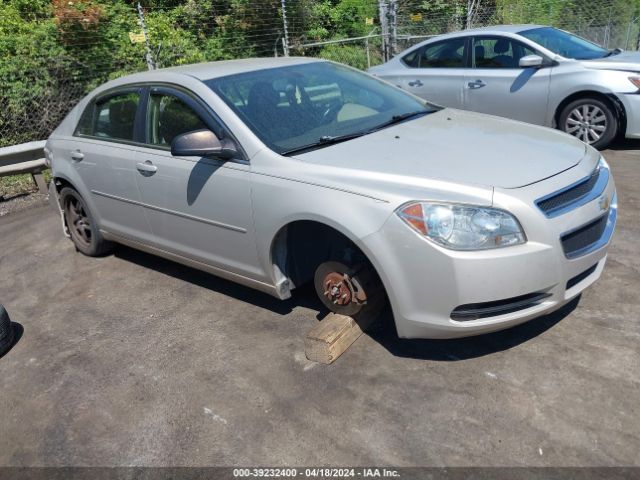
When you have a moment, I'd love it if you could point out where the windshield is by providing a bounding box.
[519,27,609,60]
[205,62,435,155]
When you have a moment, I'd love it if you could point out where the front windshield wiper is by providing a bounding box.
[281,131,370,156]
[369,110,432,131]
[282,109,432,156]
[604,48,623,57]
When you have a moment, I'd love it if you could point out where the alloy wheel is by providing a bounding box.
[65,196,92,248]
[564,104,608,145]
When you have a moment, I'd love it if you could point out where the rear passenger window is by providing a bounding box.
[404,39,467,68]
[146,93,208,147]
[75,92,140,142]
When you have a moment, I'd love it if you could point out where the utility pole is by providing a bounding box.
[280,0,290,57]
[389,0,398,58]
[378,0,389,62]
[137,3,156,70]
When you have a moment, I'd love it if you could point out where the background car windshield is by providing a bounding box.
[519,27,608,60]
[206,62,431,154]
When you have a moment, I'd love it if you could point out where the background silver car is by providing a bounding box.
[370,25,640,150]
[46,58,616,339]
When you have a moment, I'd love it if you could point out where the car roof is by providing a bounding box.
[120,56,323,83]
[465,24,546,34]
[428,24,546,40]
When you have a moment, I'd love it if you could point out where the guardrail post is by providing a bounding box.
[32,173,48,194]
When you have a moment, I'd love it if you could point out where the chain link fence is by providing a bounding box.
[1,0,639,149]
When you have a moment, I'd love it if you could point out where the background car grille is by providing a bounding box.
[537,168,601,216]
[561,215,608,258]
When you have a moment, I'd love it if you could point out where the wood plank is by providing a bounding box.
[305,313,376,365]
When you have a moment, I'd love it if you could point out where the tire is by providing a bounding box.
[0,304,14,355]
[558,97,618,150]
[313,259,385,321]
[60,187,113,257]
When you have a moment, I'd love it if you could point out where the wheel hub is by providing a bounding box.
[322,272,354,306]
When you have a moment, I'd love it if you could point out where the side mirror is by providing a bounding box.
[171,129,237,160]
[519,55,544,68]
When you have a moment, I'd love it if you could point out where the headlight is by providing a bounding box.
[629,76,640,89]
[397,202,526,250]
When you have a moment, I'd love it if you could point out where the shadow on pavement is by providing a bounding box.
[607,138,640,151]
[114,246,325,316]
[369,296,580,361]
[115,245,579,361]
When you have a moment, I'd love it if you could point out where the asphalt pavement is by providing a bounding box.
[0,143,638,466]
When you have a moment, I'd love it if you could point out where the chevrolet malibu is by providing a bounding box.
[46,58,617,339]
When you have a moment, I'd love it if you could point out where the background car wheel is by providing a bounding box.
[60,187,113,257]
[559,97,617,150]
[314,259,385,321]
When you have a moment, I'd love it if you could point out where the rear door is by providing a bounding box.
[70,88,153,243]
[133,86,262,279]
[395,37,469,108]
[463,35,552,125]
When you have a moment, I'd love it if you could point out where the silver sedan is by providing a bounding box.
[46,58,616,339]
[370,25,640,149]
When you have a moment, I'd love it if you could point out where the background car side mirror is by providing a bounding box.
[519,55,544,68]
[171,129,237,160]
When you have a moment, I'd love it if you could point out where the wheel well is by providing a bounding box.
[52,177,76,195]
[555,91,626,134]
[271,220,373,294]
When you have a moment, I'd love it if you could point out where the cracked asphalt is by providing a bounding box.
[0,143,638,466]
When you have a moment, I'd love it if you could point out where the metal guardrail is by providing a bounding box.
[0,141,49,194]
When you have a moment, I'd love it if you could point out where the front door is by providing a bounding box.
[134,87,262,280]
[463,35,552,125]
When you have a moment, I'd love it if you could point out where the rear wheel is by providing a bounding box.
[559,97,617,150]
[314,259,385,320]
[60,187,113,256]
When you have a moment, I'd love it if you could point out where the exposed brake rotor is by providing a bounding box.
[322,271,367,306]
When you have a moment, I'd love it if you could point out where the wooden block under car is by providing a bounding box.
[304,313,375,364]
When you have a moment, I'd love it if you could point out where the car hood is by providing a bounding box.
[294,109,586,189]
[579,51,640,72]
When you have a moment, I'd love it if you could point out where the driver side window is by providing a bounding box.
[473,36,537,69]
[146,92,207,147]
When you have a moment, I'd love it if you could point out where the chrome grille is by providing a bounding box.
[538,169,600,214]
[536,163,608,218]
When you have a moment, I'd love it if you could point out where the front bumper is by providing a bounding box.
[617,93,640,139]
[362,158,617,339]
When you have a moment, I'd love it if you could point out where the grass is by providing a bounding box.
[0,170,52,198]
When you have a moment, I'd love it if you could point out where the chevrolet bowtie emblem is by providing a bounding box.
[599,195,610,212]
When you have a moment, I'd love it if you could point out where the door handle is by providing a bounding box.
[70,150,84,161]
[408,79,423,87]
[136,161,158,175]
[467,79,486,89]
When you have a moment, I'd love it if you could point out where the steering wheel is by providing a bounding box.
[320,103,343,125]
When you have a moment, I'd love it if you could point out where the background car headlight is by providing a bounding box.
[629,76,640,89]
[397,202,526,250]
